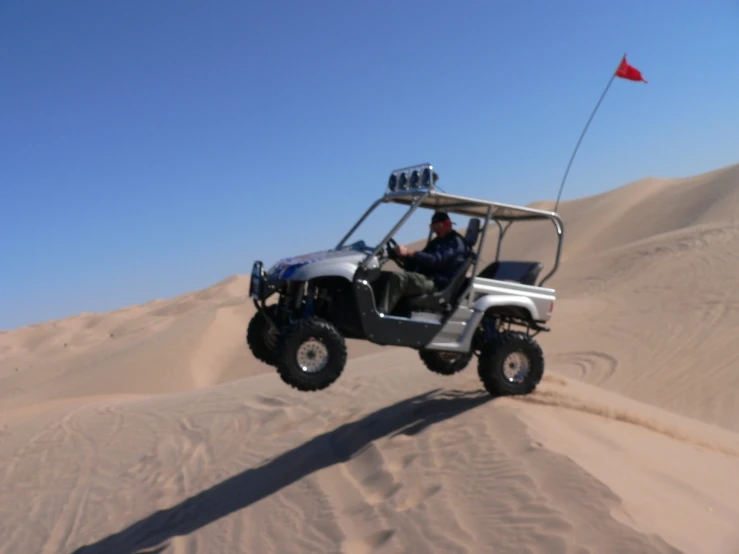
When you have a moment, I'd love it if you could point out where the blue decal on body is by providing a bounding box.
[268,247,364,280]
[281,263,306,279]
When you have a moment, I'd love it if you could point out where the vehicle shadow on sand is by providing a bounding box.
[70,387,494,554]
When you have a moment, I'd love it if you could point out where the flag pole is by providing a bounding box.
[553,55,625,212]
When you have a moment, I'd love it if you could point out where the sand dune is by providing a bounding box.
[493,163,739,434]
[2,162,739,553]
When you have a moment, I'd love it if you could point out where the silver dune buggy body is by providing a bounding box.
[247,164,564,397]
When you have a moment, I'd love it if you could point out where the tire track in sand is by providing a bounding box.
[42,404,102,554]
[514,388,739,457]
[552,351,618,386]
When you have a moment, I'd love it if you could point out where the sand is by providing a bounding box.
[2,162,739,553]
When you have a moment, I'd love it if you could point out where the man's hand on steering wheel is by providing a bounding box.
[386,238,412,268]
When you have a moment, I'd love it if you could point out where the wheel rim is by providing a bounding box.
[503,351,530,383]
[296,338,329,373]
[439,352,461,362]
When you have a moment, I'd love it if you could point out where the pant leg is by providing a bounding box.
[379,271,436,314]
[404,272,437,295]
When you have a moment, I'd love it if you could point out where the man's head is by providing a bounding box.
[430,211,453,237]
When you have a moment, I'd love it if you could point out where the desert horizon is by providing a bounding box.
[3,161,739,553]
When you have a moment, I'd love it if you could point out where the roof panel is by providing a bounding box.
[382,190,558,222]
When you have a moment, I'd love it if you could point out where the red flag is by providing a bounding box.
[615,55,647,83]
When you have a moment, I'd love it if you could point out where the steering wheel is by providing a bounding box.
[385,238,407,268]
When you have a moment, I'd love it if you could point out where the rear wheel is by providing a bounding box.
[246,306,281,366]
[419,349,473,375]
[477,331,544,396]
[276,317,348,391]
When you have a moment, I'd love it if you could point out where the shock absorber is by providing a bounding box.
[303,282,316,318]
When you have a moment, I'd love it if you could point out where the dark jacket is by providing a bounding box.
[406,231,472,288]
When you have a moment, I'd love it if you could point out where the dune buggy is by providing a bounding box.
[246,163,564,397]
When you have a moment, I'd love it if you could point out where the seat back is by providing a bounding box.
[446,226,479,296]
[478,260,543,286]
[464,218,481,248]
[442,255,476,299]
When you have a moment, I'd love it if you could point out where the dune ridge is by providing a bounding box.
[517,388,739,457]
[2,161,739,553]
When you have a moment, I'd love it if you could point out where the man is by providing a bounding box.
[378,211,472,315]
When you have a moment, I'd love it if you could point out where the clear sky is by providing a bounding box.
[2,0,738,330]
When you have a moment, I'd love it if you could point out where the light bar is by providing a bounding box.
[386,163,438,194]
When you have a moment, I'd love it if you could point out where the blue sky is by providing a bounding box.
[2,0,738,330]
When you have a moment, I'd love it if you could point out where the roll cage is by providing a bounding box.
[336,164,565,288]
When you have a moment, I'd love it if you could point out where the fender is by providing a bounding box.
[472,294,541,321]
[290,261,359,282]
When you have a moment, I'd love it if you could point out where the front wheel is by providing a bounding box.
[276,317,348,391]
[246,305,281,366]
[477,331,544,396]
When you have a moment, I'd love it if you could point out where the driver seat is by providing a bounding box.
[464,218,481,248]
[402,218,481,313]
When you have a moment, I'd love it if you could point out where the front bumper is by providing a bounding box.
[249,260,282,301]
[249,261,267,300]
